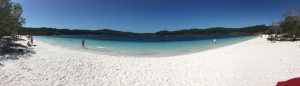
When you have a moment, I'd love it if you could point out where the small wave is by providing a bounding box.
[96,46,106,49]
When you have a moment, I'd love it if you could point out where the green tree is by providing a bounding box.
[0,0,25,37]
[280,16,300,37]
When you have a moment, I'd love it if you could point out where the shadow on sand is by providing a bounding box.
[0,37,35,66]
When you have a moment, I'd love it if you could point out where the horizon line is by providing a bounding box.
[23,24,268,33]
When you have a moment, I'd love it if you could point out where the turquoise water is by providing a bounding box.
[35,35,255,56]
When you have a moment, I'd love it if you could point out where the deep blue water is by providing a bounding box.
[35,35,255,56]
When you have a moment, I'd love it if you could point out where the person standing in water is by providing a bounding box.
[213,38,216,44]
[82,40,85,48]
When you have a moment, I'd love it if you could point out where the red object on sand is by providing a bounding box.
[276,77,300,86]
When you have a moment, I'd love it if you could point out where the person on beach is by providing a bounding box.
[292,34,296,42]
[30,35,33,45]
[26,35,33,47]
[82,40,85,48]
[271,34,276,43]
[27,41,31,47]
[214,38,216,44]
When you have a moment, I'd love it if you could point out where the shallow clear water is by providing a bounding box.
[35,35,255,56]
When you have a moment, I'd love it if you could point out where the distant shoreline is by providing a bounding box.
[19,25,268,36]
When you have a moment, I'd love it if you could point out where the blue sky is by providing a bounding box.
[13,0,300,32]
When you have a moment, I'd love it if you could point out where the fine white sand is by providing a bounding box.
[1,36,300,86]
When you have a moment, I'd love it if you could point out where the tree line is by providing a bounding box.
[154,25,269,36]
[0,0,27,56]
[267,7,300,37]
[19,25,270,36]
[19,27,138,36]
[0,0,25,38]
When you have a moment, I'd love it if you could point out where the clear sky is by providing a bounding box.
[12,0,300,32]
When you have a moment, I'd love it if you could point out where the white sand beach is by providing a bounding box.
[1,36,300,86]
